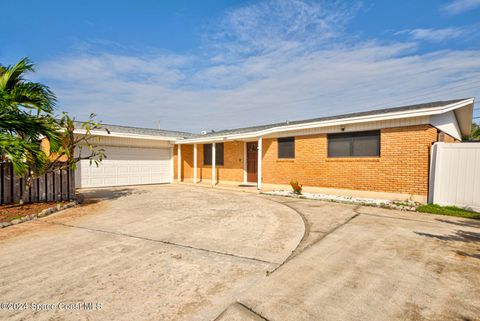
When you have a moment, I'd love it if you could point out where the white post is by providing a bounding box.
[212,143,216,186]
[193,144,197,184]
[177,144,181,183]
[243,141,247,184]
[257,137,262,190]
[170,146,174,183]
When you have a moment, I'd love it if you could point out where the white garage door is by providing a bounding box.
[76,146,172,188]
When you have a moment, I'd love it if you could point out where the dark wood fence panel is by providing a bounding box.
[0,162,75,205]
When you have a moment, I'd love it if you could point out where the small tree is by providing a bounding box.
[470,122,480,140]
[50,112,108,172]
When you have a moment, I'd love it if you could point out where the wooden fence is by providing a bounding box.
[0,162,75,205]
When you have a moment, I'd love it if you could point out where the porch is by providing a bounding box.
[174,138,265,190]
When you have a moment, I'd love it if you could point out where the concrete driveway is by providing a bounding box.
[0,185,303,321]
[0,185,479,321]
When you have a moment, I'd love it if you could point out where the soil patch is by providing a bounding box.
[0,202,62,222]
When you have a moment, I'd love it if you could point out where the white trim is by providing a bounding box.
[73,129,179,141]
[170,146,174,183]
[176,98,474,144]
[177,144,181,183]
[243,141,247,184]
[257,137,262,191]
[212,143,216,186]
[430,111,462,140]
[74,98,474,145]
[193,144,197,184]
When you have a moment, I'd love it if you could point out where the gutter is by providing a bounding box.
[176,98,474,144]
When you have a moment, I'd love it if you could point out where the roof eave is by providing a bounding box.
[176,98,475,144]
[73,129,180,142]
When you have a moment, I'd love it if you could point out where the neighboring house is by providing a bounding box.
[74,98,474,203]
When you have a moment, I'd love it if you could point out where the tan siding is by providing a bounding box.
[75,134,172,148]
[264,116,430,138]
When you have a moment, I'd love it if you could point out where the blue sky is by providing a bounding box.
[1,0,479,132]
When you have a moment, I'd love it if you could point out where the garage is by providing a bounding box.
[73,124,186,189]
[76,146,172,188]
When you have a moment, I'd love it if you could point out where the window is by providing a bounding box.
[278,137,295,159]
[328,130,380,158]
[203,143,224,165]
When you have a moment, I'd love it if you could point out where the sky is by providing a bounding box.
[1,0,479,132]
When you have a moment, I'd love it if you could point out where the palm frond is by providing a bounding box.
[0,57,35,91]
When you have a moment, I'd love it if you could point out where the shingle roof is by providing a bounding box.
[74,121,196,138]
[75,98,472,140]
[197,98,470,137]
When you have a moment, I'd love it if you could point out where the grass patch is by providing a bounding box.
[417,204,480,220]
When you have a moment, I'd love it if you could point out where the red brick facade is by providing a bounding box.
[175,124,446,197]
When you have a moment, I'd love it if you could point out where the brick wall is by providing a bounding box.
[174,141,244,182]
[262,124,438,196]
[175,124,439,197]
[438,131,459,143]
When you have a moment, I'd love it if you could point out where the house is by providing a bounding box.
[74,97,475,203]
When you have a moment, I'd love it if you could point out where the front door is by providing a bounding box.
[247,142,258,182]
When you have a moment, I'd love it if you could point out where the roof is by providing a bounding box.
[73,97,474,142]
[74,121,195,139]
[199,98,469,137]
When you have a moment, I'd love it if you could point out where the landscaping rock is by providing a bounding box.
[265,190,420,211]
[0,201,78,229]
[0,222,11,228]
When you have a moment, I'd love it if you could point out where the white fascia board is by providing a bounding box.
[430,111,462,140]
[176,98,474,144]
[73,129,178,142]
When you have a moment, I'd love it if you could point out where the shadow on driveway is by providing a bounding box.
[435,218,480,228]
[414,230,480,243]
[78,187,151,204]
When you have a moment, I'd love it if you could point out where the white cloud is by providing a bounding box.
[397,27,467,42]
[441,0,480,14]
[36,0,480,133]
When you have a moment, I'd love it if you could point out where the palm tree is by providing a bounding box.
[0,58,63,203]
[0,58,61,175]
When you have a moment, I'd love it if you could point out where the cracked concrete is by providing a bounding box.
[1,185,479,321]
[0,185,303,321]
[231,198,480,321]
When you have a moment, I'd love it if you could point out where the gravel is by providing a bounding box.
[264,190,419,211]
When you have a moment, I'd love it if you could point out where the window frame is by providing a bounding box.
[203,143,224,166]
[277,137,295,159]
[327,130,381,158]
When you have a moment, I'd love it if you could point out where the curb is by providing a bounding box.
[0,200,78,229]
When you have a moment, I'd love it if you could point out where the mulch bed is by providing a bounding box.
[0,202,62,222]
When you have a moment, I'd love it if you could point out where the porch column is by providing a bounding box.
[170,146,174,183]
[177,144,181,183]
[243,141,247,184]
[257,137,262,190]
[212,142,216,186]
[193,144,197,184]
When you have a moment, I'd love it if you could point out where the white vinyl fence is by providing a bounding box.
[429,142,480,211]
